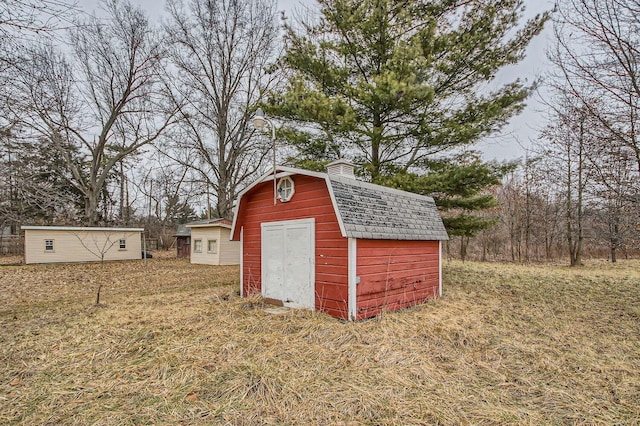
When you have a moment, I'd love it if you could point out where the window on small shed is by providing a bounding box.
[194,239,202,252]
[207,239,218,254]
[44,239,54,252]
[277,176,295,202]
[119,239,127,250]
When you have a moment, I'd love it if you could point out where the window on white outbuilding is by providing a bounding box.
[44,239,54,252]
[276,176,295,202]
[194,239,202,252]
[119,239,127,250]
[207,239,218,254]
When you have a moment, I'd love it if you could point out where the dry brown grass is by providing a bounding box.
[1,255,639,425]
[0,255,23,266]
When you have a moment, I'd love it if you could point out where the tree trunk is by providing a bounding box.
[460,236,469,262]
[371,112,382,179]
[610,221,619,263]
[567,153,576,266]
[216,185,233,220]
[481,231,487,262]
[574,119,585,267]
[85,189,100,226]
[119,161,125,223]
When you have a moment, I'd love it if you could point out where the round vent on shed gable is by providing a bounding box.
[277,176,295,202]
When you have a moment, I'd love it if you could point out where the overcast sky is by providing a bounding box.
[77,0,557,163]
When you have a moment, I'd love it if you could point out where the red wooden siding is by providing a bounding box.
[356,240,440,320]
[234,175,349,319]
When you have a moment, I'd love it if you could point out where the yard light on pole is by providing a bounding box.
[253,108,277,205]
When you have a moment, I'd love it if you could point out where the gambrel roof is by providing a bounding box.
[231,166,449,241]
[328,174,449,241]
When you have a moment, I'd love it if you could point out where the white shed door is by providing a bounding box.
[261,219,315,309]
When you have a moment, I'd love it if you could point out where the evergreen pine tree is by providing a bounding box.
[266,0,548,238]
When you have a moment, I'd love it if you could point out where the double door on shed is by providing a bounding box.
[261,218,315,309]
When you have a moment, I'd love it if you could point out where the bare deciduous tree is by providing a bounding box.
[162,0,279,219]
[1,0,79,121]
[1,2,80,229]
[588,143,639,262]
[0,0,77,37]
[72,229,140,304]
[9,0,177,225]
[552,0,640,174]
[132,153,200,247]
[539,100,596,266]
[546,0,640,263]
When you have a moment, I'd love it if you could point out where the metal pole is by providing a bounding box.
[252,109,277,205]
[206,182,211,219]
[271,121,276,205]
[143,230,147,266]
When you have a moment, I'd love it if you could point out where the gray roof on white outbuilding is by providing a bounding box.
[231,165,449,241]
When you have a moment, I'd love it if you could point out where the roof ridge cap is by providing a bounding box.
[328,174,435,203]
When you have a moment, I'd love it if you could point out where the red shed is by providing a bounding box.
[230,160,449,321]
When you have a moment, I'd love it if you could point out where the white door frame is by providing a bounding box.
[260,218,316,309]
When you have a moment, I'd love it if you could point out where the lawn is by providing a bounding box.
[1,255,639,425]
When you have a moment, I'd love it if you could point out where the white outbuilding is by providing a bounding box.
[185,219,240,266]
[21,226,144,264]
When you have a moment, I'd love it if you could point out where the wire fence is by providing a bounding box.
[0,235,23,255]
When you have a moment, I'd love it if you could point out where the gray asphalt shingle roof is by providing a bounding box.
[173,224,191,237]
[329,175,449,241]
[185,218,232,229]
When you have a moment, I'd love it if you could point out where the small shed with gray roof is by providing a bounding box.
[230,160,449,321]
[173,224,191,258]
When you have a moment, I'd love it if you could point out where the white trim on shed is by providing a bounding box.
[22,226,144,232]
